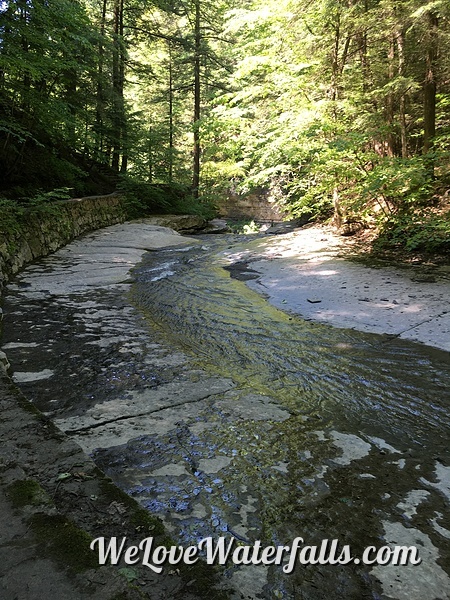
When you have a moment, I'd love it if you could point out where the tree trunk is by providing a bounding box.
[119,0,127,174]
[333,185,343,228]
[95,0,108,160]
[148,126,153,183]
[168,44,174,183]
[358,0,369,92]
[120,139,128,173]
[192,0,201,199]
[423,10,438,155]
[111,0,125,172]
[20,5,30,112]
[64,68,77,147]
[329,16,340,111]
[396,27,407,158]
[329,10,349,226]
[386,36,395,157]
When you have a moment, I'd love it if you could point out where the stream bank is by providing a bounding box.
[1,221,450,600]
[223,224,450,352]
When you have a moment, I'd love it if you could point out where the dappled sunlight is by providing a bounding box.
[222,226,450,350]
[1,0,449,595]
[3,228,450,600]
[401,304,427,314]
[370,301,424,313]
[112,256,134,264]
[300,268,339,276]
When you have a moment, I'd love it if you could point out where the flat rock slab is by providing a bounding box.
[0,221,231,600]
[3,222,450,600]
[223,226,450,352]
[0,375,205,600]
[6,222,199,294]
[55,377,235,453]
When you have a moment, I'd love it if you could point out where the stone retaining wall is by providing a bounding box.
[0,193,126,293]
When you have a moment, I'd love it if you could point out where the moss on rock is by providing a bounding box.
[7,479,52,508]
[29,513,99,572]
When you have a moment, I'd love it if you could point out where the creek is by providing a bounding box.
[2,232,450,600]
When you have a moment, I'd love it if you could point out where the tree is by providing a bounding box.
[1,0,449,246]
[422,5,439,155]
[0,0,101,190]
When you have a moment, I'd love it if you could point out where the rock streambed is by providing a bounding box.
[1,223,450,600]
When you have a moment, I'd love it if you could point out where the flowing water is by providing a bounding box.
[132,241,450,449]
[2,233,450,599]
[100,238,450,599]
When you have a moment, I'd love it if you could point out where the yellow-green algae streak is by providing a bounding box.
[130,241,448,436]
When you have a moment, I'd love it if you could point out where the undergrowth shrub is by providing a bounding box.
[117,176,217,220]
[375,209,450,253]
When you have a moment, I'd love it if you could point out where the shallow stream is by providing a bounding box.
[2,233,450,599]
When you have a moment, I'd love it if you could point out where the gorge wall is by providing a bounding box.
[219,188,288,222]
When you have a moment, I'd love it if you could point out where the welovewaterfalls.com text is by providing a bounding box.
[90,536,421,573]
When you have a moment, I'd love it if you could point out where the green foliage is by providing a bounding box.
[0,0,99,191]
[1,0,450,256]
[0,197,25,236]
[22,188,72,207]
[338,154,436,227]
[174,194,218,220]
[117,176,216,219]
[0,188,72,240]
[227,219,261,234]
[197,0,450,253]
[376,209,450,253]
[117,178,169,218]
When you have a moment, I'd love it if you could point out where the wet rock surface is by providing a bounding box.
[0,193,127,293]
[1,223,450,600]
[0,374,217,600]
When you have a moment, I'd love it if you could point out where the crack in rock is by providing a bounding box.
[55,377,235,434]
